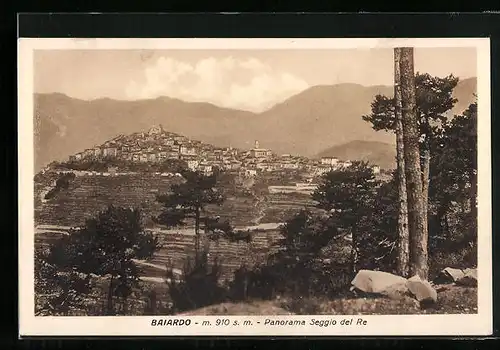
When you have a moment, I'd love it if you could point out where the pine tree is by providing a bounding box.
[155,169,234,259]
[48,205,160,315]
[394,47,410,277]
[312,161,379,276]
[399,47,429,280]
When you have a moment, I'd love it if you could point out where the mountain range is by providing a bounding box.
[34,77,477,172]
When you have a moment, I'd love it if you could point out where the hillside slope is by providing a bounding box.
[255,83,396,157]
[316,140,397,170]
[34,94,258,171]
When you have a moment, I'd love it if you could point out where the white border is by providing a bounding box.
[18,38,492,337]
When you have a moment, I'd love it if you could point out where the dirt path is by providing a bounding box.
[132,259,182,275]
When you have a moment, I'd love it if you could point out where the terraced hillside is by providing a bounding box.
[260,192,318,223]
[145,228,283,281]
[34,170,321,281]
[34,171,317,227]
[36,227,284,282]
[34,172,183,226]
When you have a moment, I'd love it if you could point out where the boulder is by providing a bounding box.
[351,270,409,299]
[439,267,466,283]
[456,268,478,287]
[406,275,437,304]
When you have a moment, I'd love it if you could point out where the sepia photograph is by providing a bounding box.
[18,38,492,336]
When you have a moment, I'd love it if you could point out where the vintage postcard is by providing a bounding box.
[18,38,492,336]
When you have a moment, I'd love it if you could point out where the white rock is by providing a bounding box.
[351,270,408,298]
[440,267,465,282]
[406,275,438,303]
[456,268,478,287]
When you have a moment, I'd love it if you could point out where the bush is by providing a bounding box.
[142,288,173,315]
[429,243,477,280]
[44,172,76,199]
[228,263,280,301]
[280,297,322,315]
[35,247,92,315]
[166,252,228,313]
[228,258,353,303]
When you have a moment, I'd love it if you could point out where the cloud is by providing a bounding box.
[125,56,309,112]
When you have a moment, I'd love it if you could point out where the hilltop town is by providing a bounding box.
[57,125,381,181]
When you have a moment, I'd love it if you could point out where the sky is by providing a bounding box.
[34,48,477,113]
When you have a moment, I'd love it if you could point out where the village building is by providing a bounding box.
[83,149,94,158]
[132,154,141,162]
[148,125,164,136]
[103,146,118,158]
[164,139,175,146]
[147,153,157,162]
[158,151,168,160]
[229,161,242,170]
[167,151,179,159]
[250,140,272,158]
[282,161,299,170]
[198,163,213,175]
[244,168,257,177]
[186,160,199,171]
[179,145,197,156]
[320,156,339,166]
[121,153,132,161]
[312,166,332,177]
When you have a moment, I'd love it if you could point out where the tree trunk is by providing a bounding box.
[351,229,359,277]
[106,275,115,316]
[399,47,429,280]
[437,202,449,240]
[201,219,210,253]
[421,136,430,232]
[194,208,200,259]
[394,47,410,277]
[468,166,478,242]
[471,168,477,219]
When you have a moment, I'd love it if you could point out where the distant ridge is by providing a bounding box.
[315,140,397,170]
[34,78,476,172]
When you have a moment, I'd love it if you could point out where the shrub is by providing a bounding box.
[35,247,92,315]
[280,297,322,315]
[228,263,280,301]
[429,242,477,280]
[166,252,228,313]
